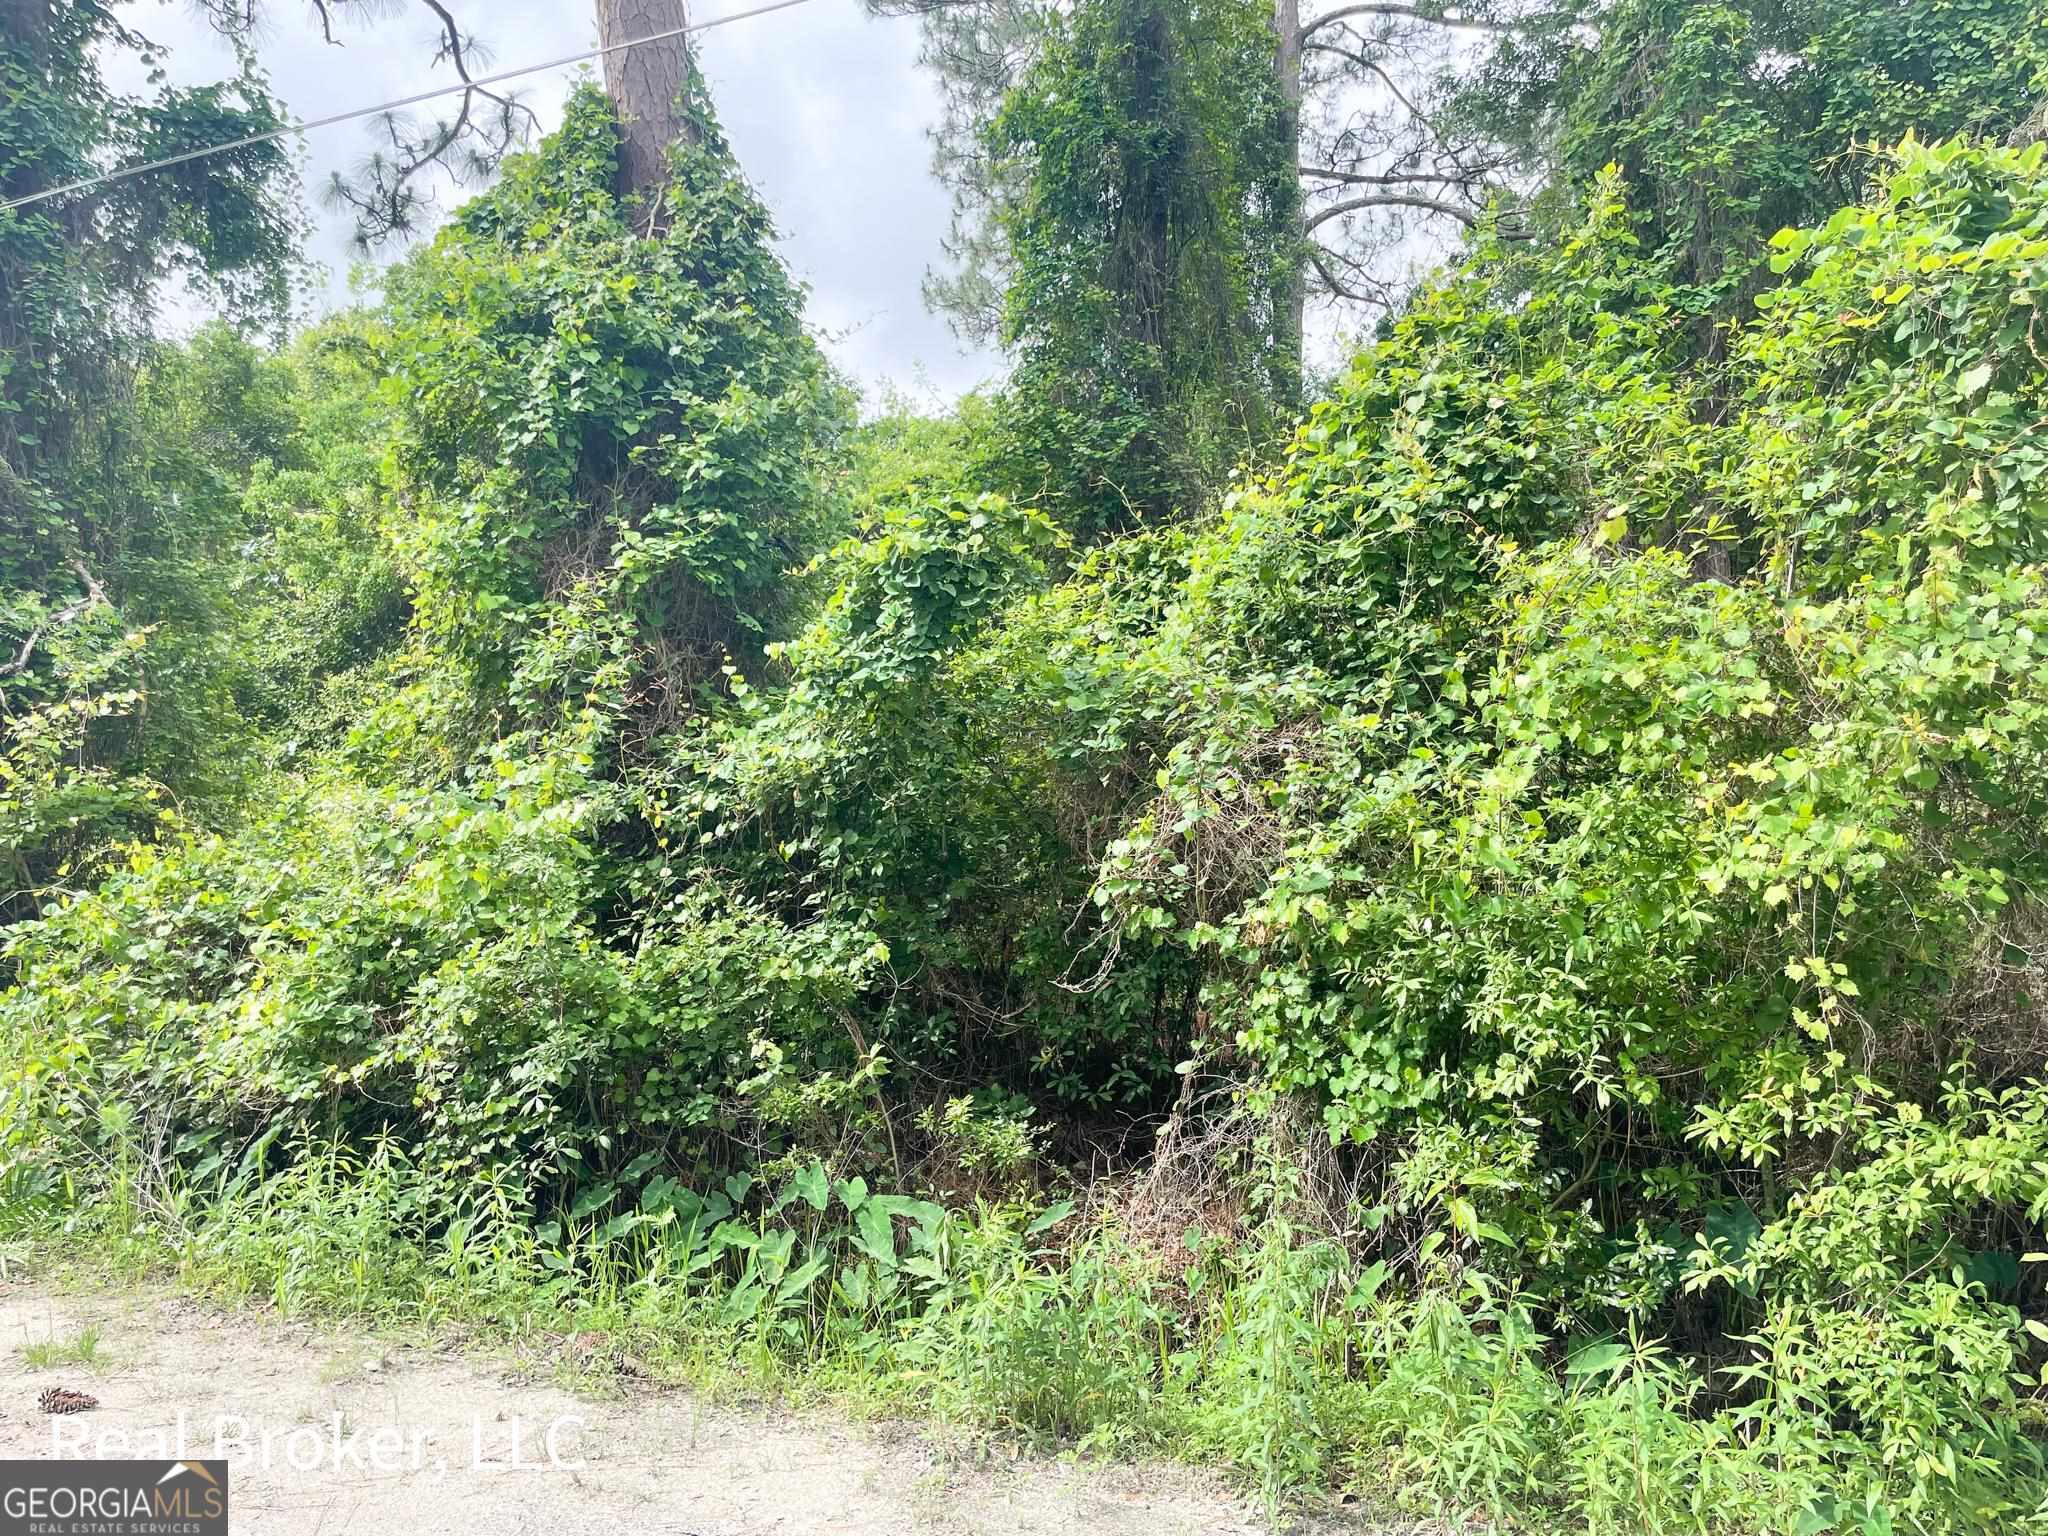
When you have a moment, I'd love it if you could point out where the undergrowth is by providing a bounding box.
[7,1130,2039,1534]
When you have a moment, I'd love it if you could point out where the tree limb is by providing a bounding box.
[1306,190,1485,231]
[1297,3,1524,44]
[1307,244,1383,306]
[419,0,541,138]
[0,562,112,685]
[1304,38,1433,125]
[194,0,540,247]
[68,559,108,608]
[1301,163,1481,188]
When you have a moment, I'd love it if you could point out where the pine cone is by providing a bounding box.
[37,1387,97,1415]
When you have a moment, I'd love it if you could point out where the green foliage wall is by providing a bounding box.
[1464,0,2048,343]
[7,17,2048,1525]
[0,2,296,914]
[1066,140,2048,1508]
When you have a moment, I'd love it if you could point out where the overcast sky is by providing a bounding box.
[110,0,1002,403]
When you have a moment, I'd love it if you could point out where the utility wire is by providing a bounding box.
[0,0,819,214]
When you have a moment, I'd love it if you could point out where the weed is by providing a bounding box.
[22,1325,103,1372]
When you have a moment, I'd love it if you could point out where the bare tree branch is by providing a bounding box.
[1306,190,1485,230]
[192,0,541,248]
[1304,38,1433,132]
[1308,243,1384,306]
[1301,163,1481,188]
[1297,3,1523,44]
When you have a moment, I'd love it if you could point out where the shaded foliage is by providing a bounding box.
[0,2,297,916]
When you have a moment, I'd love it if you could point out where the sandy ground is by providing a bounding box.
[0,1275,1372,1535]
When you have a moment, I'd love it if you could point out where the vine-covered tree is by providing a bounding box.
[377,76,846,754]
[878,0,1549,357]
[0,0,709,915]
[970,0,1300,534]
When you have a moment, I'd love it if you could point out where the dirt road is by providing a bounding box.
[0,1277,1331,1535]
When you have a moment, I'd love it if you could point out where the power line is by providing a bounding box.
[0,0,820,215]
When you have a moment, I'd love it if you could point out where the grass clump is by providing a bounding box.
[20,1325,103,1372]
[9,1125,2041,1534]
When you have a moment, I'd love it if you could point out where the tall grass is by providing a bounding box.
[3,1137,2038,1536]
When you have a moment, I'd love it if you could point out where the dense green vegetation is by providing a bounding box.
[0,0,297,917]
[1464,0,2048,347]
[6,1,2048,1531]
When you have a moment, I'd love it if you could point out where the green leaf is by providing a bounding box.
[1565,1341,1630,1378]
[776,1255,829,1302]
[853,1202,898,1266]
[1025,1198,1075,1237]
[1349,1260,1389,1308]
[791,1159,829,1212]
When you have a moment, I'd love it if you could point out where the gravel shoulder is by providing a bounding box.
[0,1273,1362,1536]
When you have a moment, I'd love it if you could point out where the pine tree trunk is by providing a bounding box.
[595,0,697,206]
[1272,0,1305,398]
